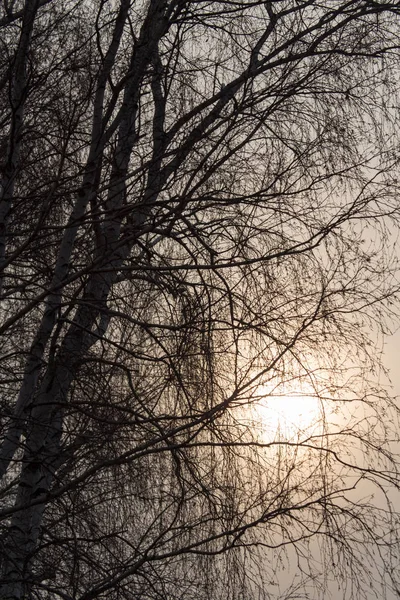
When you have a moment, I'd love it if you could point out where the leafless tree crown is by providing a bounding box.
[1,1,400,599]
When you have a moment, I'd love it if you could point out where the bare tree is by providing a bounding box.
[1,0,400,598]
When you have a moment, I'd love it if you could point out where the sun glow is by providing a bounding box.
[252,384,323,441]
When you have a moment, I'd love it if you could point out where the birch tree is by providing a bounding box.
[1,0,400,599]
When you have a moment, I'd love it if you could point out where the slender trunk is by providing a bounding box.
[0,0,39,296]
[0,0,133,478]
[0,2,172,595]
[0,166,96,479]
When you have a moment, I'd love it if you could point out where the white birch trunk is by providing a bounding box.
[0,0,132,479]
[0,1,171,596]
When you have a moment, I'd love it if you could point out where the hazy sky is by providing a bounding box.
[334,329,400,600]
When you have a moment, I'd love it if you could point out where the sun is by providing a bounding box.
[251,384,322,441]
